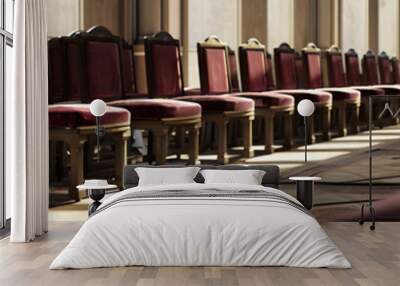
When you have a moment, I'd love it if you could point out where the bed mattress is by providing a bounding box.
[50,183,350,269]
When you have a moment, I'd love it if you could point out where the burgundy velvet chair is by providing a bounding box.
[302,43,361,136]
[48,35,131,200]
[362,50,400,123]
[274,42,332,142]
[144,33,254,163]
[392,57,400,84]
[378,52,394,85]
[362,50,400,93]
[78,27,202,165]
[237,38,297,152]
[326,45,385,125]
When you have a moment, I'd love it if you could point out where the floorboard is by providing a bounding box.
[0,221,399,286]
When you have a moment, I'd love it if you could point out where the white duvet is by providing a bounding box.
[50,183,351,269]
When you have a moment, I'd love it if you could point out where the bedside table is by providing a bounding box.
[77,182,117,215]
[289,177,321,210]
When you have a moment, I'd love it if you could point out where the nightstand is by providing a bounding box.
[77,181,117,215]
[289,176,321,210]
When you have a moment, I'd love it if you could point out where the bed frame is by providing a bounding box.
[123,164,280,189]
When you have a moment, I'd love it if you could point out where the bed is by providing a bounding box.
[50,164,350,269]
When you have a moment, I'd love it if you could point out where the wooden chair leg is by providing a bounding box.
[352,103,360,134]
[153,128,168,165]
[263,112,274,154]
[67,135,87,201]
[283,111,293,150]
[188,124,200,165]
[321,106,331,141]
[175,126,185,160]
[241,115,254,158]
[337,103,347,137]
[112,130,130,189]
[216,118,229,164]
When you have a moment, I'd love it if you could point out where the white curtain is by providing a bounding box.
[8,0,49,242]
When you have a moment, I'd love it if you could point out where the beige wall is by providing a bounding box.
[47,0,82,37]
[341,0,369,55]
[294,0,317,50]
[185,0,240,87]
[82,0,121,36]
[267,0,294,51]
[47,0,400,88]
[241,0,267,44]
[377,0,399,57]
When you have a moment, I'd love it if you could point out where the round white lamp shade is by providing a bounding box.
[297,99,315,117]
[90,99,107,117]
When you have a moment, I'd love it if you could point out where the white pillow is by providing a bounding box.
[200,169,266,185]
[135,167,201,186]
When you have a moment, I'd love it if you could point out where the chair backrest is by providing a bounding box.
[82,26,124,102]
[326,45,347,87]
[302,43,323,89]
[378,51,394,85]
[144,31,185,98]
[392,57,400,84]
[228,47,240,92]
[239,38,269,92]
[48,38,67,103]
[362,50,380,85]
[274,42,298,89]
[197,36,231,95]
[48,26,137,104]
[62,33,87,102]
[344,48,362,86]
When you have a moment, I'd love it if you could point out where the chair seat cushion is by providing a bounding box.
[318,88,360,101]
[231,92,294,109]
[175,94,254,113]
[109,99,201,120]
[273,89,332,104]
[349,86,385,97]
[372,85,400,95]
[49,104,130,129]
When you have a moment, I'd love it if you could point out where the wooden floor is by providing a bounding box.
[1,221,399,286]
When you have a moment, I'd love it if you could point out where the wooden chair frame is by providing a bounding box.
[80,28,201,165]
[196,36,254,163]
[49,122,130,201]
[238,38,293,153]
[303,43,360,136]
[273,42,332,143]
[139,31,201,164]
